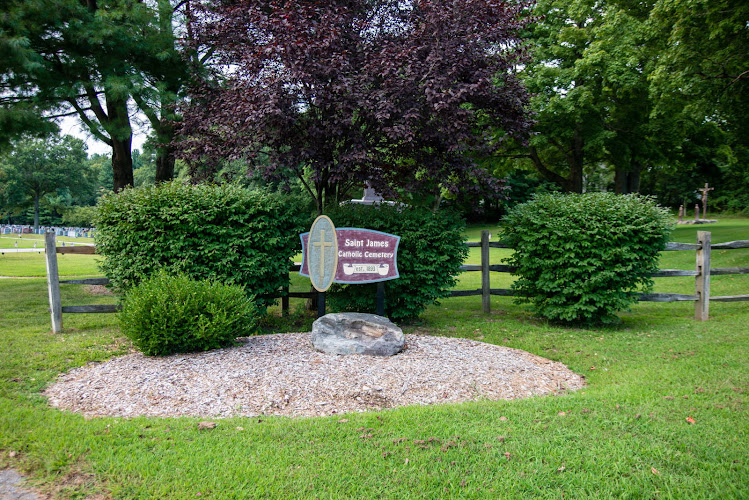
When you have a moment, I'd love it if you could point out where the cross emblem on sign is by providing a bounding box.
[306,215,338,292]
[312,229,334,282]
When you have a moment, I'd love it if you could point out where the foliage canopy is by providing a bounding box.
[0,0,190,189]
[177,0,533,213]
[0,135,93,227]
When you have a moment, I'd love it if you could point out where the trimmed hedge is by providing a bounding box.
[502,192,672,324]
[119,272,259,356]
[325,204,468,322]
[95,182,308,308]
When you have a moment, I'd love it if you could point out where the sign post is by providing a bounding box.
[301,216,400,317]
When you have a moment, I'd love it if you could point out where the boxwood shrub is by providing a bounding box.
[502,192,672,325]
[95,182,308,308]
[325,204,468,322]
[119,272,260,356]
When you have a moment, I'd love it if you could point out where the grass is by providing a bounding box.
[0,218,747,498]
[0,233,95,249]
[0,233,100,278]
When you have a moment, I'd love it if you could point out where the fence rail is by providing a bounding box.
[452,230,749,320]
[44,232,120,333]
[45,229,749,332]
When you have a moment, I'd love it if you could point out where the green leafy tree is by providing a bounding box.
[515,0,748,210]
[519,0,662,193]
[0,0,191,189]
[520,0,609,192]
[645,0,749,211]
[87,153,114,193]
[128,0,193,182]
[650,0,748,148]
[62,205,98,227]
[0,135,93,229]
[132,148,157,188]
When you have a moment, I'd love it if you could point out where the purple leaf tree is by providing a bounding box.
[177,0,533,213]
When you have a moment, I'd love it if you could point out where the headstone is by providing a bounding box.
[349,181,397,206]
[311,312,405,356]
[360,182,385,205]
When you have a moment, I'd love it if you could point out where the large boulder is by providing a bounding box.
[311,313,405,356]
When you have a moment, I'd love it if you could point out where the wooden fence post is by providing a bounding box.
[281,286,289,316]
[695,231,711,321]
[481,230,490,314]
[44,231,62,333]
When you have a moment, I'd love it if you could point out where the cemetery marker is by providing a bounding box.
[300,216,400,317]
[698,182,714,219]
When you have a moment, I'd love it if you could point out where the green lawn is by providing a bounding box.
[0,233,99,278]
[0,219,747,498]
[0,233,95,249]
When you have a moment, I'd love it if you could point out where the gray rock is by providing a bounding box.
[0,469,43,500]
[311,313,404,356]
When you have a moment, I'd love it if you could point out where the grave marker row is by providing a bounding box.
[0,225,94,237]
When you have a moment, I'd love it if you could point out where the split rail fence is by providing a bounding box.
[44,232,117,333]
[454,230,749,321]
[45,230,749,332]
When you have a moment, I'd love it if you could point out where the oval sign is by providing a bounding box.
[306,215,338,292]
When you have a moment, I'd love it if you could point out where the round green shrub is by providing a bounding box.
[119,272,260,356]
[95,182,307,308]
[502,192,672,325]
[325,204,468,323]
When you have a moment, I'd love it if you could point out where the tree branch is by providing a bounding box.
[729,69,749,86]
[46,109,91,119]
[131,91,162,129]
[294,167,317,205]
[529,146,568,187]
[67,98,112,146]
[82,84,111,127]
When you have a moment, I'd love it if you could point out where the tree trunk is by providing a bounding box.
[529,146,567,190]
[33,194,40,231]
[614,162,641,194]
[529,144,584,194]
[103,92,134,192]
[111,137,134,192]
[568,131,584,193]
[154,143,175,183]
[155,0,177,185]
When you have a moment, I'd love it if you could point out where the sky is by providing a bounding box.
[58,115,148,157]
